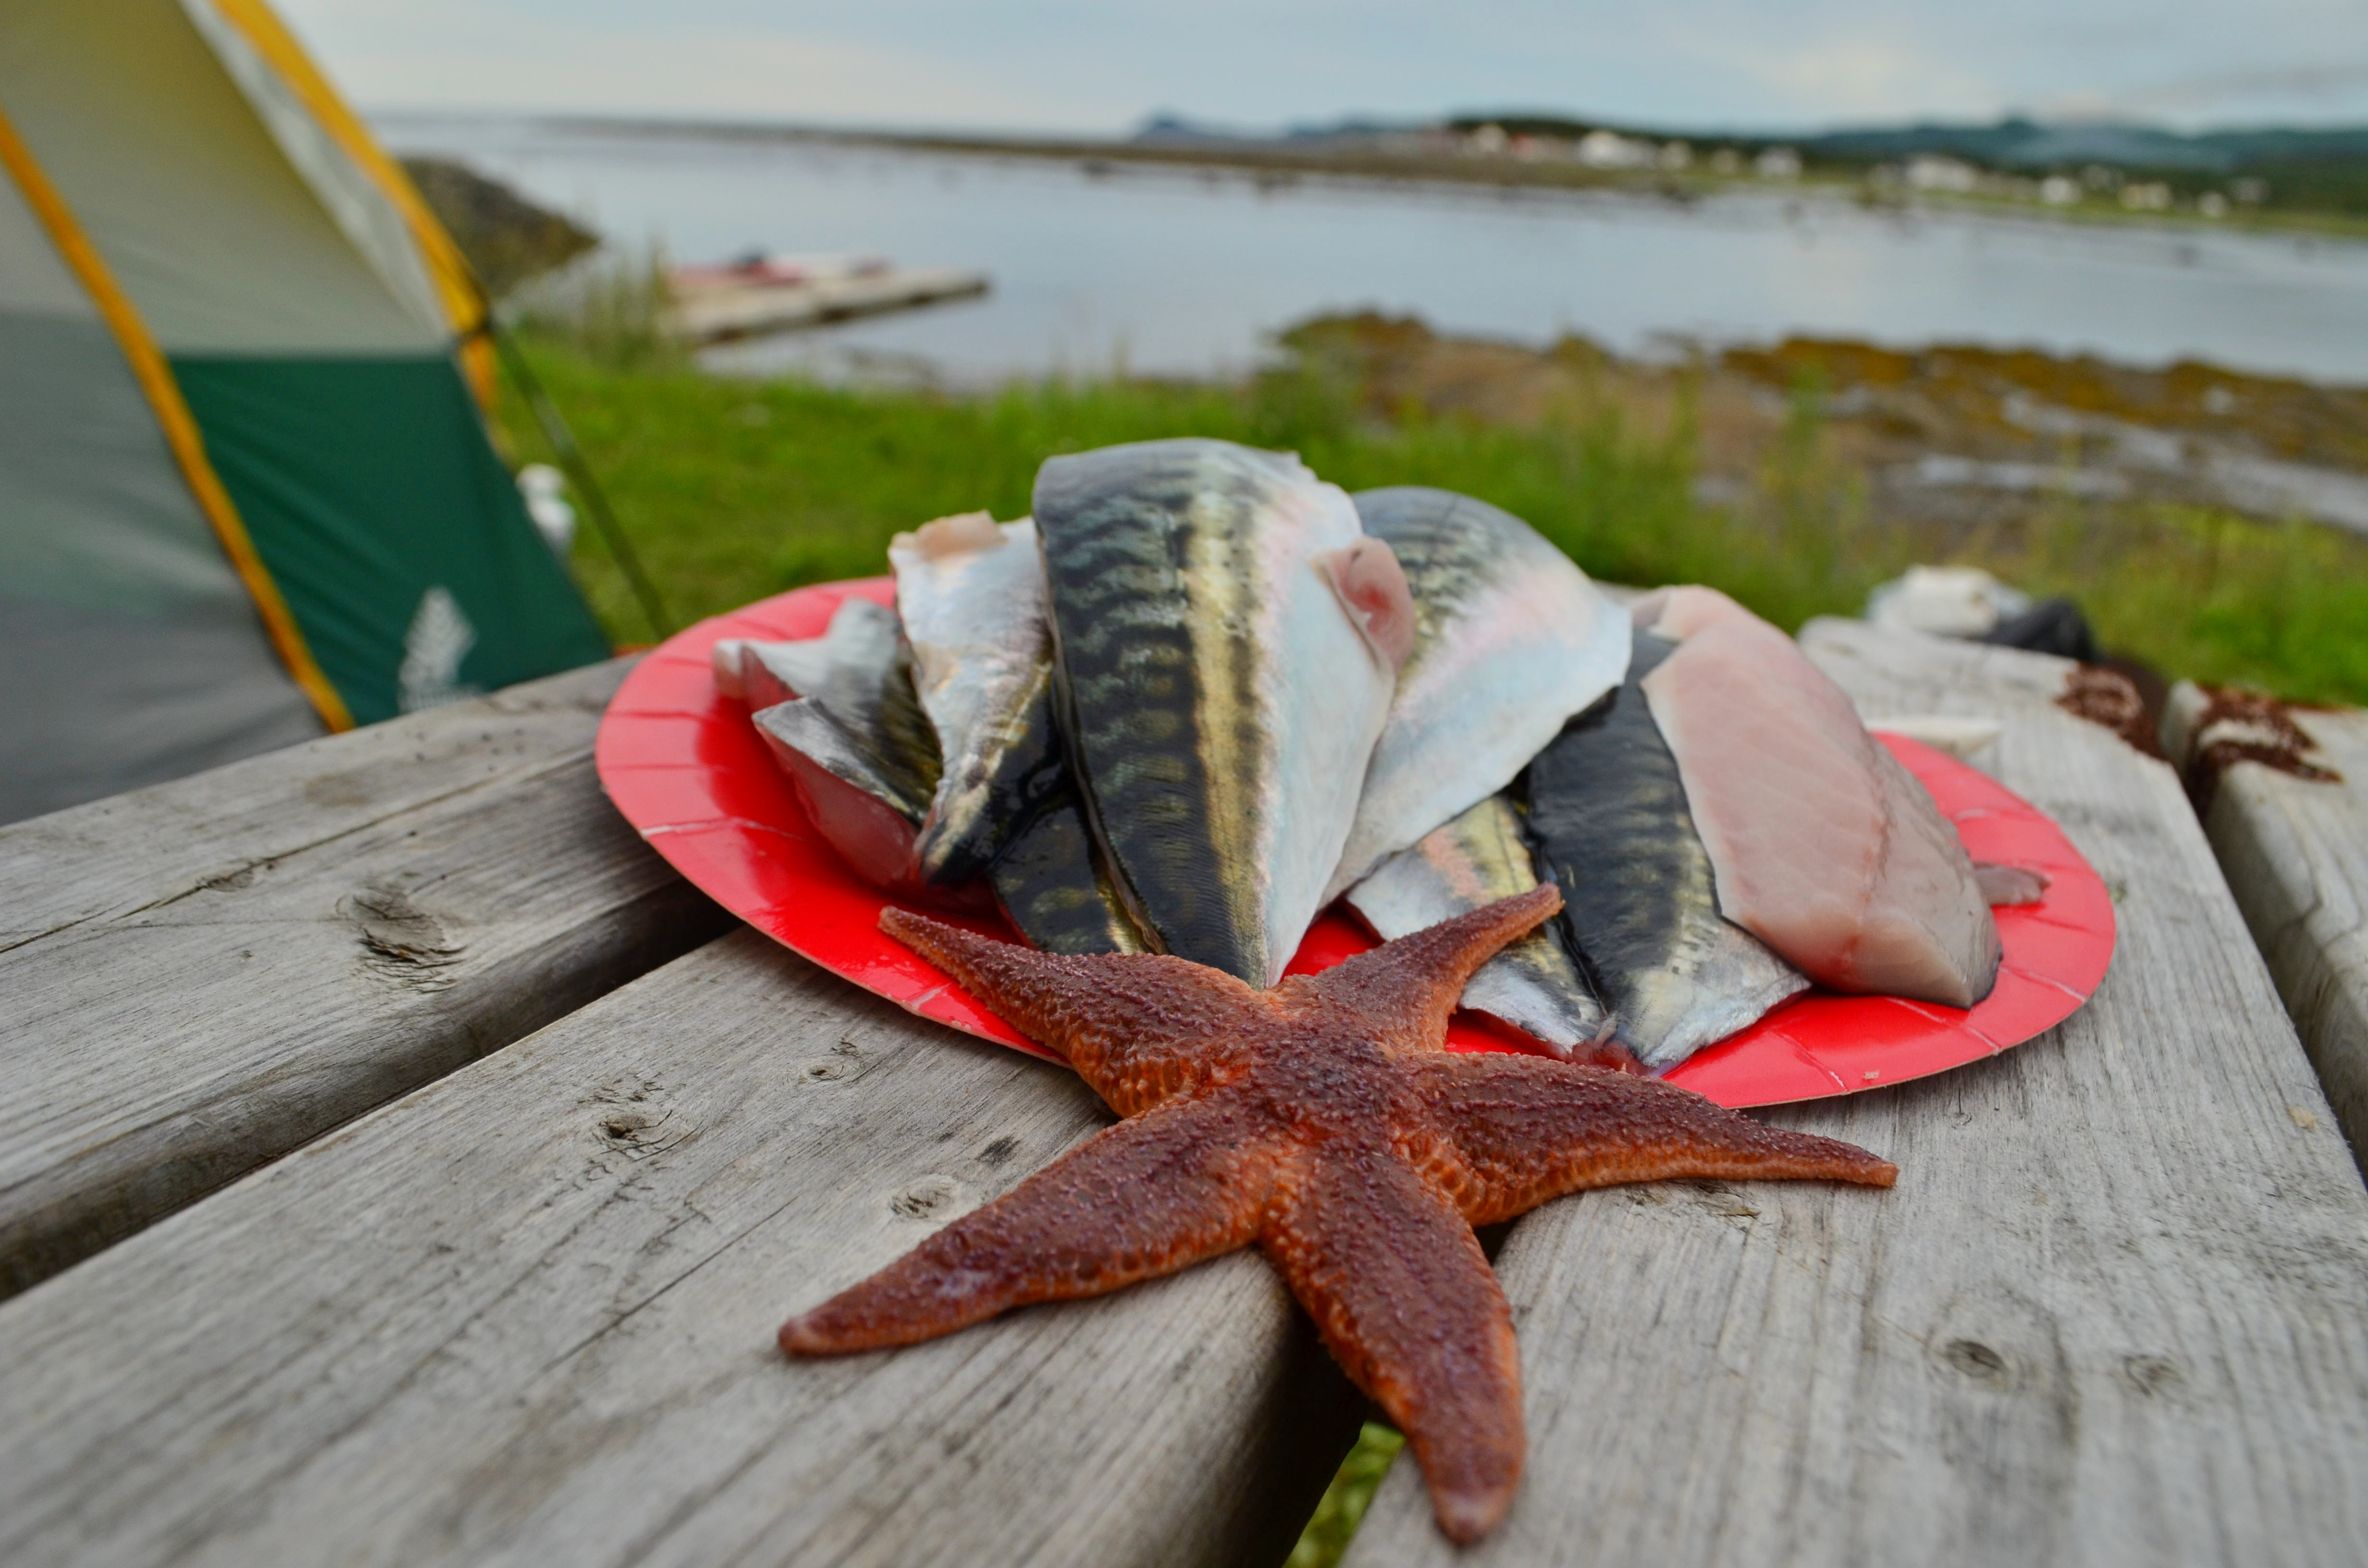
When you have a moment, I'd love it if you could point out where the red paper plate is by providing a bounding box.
[598,579,2115,1108]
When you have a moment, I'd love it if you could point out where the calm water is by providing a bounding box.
[383,115,2368,386]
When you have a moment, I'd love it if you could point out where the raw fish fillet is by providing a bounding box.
[988,784,1150,955]
[741,598,943,891]
[715,600,920,718]
[1326,489,1630,900]
[1346,795,1630,1068]
[1637,587,2000,1006]
[888,512,1062,886]
[1524,631,1810,1071]
[1034,439,1409,984]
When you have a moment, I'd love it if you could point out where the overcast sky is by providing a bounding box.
[281,0,2368,135]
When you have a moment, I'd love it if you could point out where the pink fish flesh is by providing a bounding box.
[1638,587,2000,1007]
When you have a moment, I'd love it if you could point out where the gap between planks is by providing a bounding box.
[2162,685,2368,1177]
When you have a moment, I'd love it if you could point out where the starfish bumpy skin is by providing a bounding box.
[780,885,1894,1544]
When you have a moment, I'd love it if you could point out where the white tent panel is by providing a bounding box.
[0,167,322,823]
[0,0,437,354]
[0,155,91,319]
[179,0,451,341]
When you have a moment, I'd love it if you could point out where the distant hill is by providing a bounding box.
[1433,112,2368,169]
[1802,119,2368,174]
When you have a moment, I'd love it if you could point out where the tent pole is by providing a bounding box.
[484,321,673,643]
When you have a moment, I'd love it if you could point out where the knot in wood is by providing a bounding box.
[345,884,466,988]
[889,1175,961,1220]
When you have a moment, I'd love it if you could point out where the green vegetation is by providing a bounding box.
[497,332,2368,704]
[1287,1424,1406,1568]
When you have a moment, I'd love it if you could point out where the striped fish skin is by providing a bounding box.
[955,672,1147,954]
[743,598,942,890]
[1523,630,1809,1073]
[1034,439,1398,985]
[1345,795,1626,1066]
[1327,488,1629,900]
[889,513,1063,887]
[989,784,1149,956]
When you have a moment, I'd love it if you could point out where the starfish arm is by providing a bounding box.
[1410,1054,1898,1225]
[1259,1147,1524,1546]
[1294,886,1563,1050]
[881,907,1266,1112]
[780,1092,1277,1355]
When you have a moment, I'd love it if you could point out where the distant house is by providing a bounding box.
[1906,155,1980,193]
[1576,130,1656,170]
[1755,147,1803,180]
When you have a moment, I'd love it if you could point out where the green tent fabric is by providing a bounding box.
[173,355,607,721]
[0,0,609,822]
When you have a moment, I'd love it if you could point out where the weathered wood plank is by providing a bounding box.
[1346,622,2368,1568]
[0,931,1364,1568]
[0,660,729,1295]
[5,658,629,946]
[2162,686,2368,1174]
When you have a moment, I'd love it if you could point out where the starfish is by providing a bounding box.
[780,884,1895,1543]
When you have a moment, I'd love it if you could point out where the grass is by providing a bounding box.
[1287,1424,1406,1568]
[494,331,2368,705]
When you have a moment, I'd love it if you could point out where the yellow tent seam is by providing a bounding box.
[201,0,500,412]
[0,105,357,734]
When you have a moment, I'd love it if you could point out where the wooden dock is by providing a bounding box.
[1,622,2364,1567]
[668,265,989,343]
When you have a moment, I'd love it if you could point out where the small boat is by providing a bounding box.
[666,251,989,343]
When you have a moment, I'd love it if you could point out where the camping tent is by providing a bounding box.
[0,0,610,824]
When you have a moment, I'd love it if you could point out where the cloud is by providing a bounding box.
[1716,35,2000,122]
[276,0,2368,134]
[279,2,1134,130]
[2111,59,2368,112]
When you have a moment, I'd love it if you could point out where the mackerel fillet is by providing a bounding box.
[1330,487,1628,898]
[1638,586,2000,1005]
[889,513,1061,887]
[740,598,943,892]
[1346,795,1627,1066]
[1524,630,1809,1071]
[1034,439,1406,984]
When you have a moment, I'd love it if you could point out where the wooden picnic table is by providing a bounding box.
[2,622,2365,1568]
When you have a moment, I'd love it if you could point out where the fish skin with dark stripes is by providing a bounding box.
[1524,629,1809,1072]
[988,779,1150,956]
[1034,439,1406,985]
[1328,487,1629,900]
[890,513,1064,887]
[1347,794,1635,1070]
